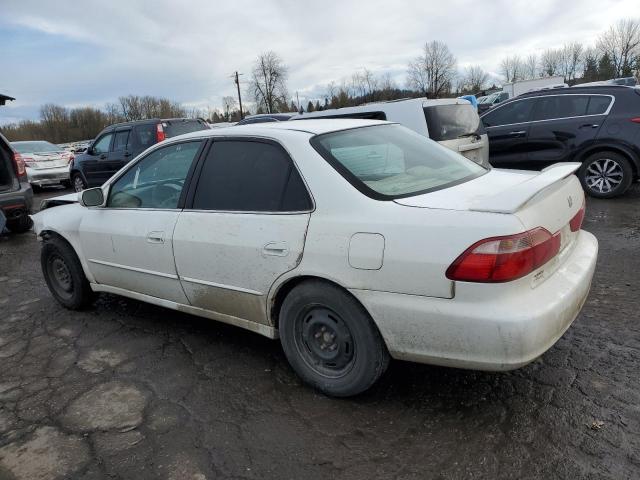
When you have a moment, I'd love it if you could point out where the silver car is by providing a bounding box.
[11,141,73,188]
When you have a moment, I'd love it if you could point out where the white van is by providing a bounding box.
[291,98,489,167]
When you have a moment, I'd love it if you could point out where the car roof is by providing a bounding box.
[104,117,205,130]
[518,84,636,98]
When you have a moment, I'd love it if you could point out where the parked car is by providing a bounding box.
[291,98,490,167]
[481,85,640,198]
[235,113,297,125]
[477,91,510,114]
[11,140,73,189]
[0,132,33,233]
[33,119,597,396]
[70,118,210,192]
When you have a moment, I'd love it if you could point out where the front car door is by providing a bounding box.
[84,131,114,187]
[79,140,204,303]
[525,94,611,169]
[481,97,536,168]
[173,138,313,327]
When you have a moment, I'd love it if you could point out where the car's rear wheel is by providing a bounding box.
[41,236,94,309]
[579,151,633,198]
[279,280,389,397]
[6,215,33,233]
[72,173,86,192]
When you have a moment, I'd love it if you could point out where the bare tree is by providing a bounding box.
[500,55,524,82]
[523,54,538,79]
[559,42,584,82]
[221,96,236,120]
[461,65,489,92]
[540,49,562,77]
[249,51,289,113]
[407,40,457,98]
[597,18,640,77]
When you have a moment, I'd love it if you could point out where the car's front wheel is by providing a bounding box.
[72,173,86,192]
[279,280,390,397]
[41,236,94,309]
[579,151,633,198]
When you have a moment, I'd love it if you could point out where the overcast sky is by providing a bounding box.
[0,0,636,124]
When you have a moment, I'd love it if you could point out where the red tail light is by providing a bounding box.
[446,227,561,283]
[156,123,166,142]
[13,152,26,177]
[631,117,640,124]
[569,201,586,232]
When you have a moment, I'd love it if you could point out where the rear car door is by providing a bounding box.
[526,94,608,169]
[173,138,313,326]
[481,98,536,167]
[108,127,133,174]
[84,131,114,186]
[79,140,204,303]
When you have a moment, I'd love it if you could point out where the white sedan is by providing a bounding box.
[32,119,598,396]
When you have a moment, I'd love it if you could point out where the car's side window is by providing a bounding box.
[112,130,130,152]
[532,95,589,122]
[93,133,113,154]
[482,99,536,127]
[132,124,157,150]
[191,140,312,212]
[587,96,612,115]
[107,141,202,209]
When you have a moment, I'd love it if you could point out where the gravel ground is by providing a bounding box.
[0,185,638,480]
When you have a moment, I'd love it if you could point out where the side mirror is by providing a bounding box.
[79,187,105,207]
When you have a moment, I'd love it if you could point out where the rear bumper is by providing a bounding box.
[0,180,33,217]
[26,166,69,186]
[350,230,598,371]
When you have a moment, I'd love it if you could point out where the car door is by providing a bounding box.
[173,138,313,326]
[481,98,536,168]
[78,140,205,303]
[84,131,114,186]
[526,94,610,169]
[108,128,133,174]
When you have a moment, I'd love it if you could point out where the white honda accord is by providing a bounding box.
[32,119,598,396]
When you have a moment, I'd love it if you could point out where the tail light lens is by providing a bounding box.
[156,123,166,142]
[446,227,561,283]
[569,201,586,232]
[631,117,640,124]
[13,152,26,177]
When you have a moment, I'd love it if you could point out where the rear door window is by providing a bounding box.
[586,96,613,115]
[532,95,589,121]
[423,104,482,141]
[191,140,312,212]
[112,130,130,152]
[481,99,536,127]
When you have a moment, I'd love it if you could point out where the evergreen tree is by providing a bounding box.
[307,101,314,112]
[598,53,615,80]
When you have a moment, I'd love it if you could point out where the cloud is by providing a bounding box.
[0,0,637,123]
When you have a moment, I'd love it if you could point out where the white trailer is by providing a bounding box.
[502,76,566,98]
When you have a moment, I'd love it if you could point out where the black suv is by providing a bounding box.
[0,131,33,233]
[70,118,209,192]
[481,85,640,198]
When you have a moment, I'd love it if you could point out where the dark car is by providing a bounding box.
[70,118,209,192]
[0,131,33,233]
[235,113,297,125]
[481,85,640,198]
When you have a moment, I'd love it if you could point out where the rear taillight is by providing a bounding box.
[631,117,640,124]
[156,123,166,142]
[569,201,586,232]
[13,152,26,177]
[446,227,561,283]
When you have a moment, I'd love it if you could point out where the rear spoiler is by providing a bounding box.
[470,163,581,214]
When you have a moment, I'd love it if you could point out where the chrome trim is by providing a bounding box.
[181,209,313,215]
[88,259,178,279]
[179,276,263,296]
[484,94,615,129]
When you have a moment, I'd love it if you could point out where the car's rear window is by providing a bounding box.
[423,104,483,141]
[311,124,486,200]
[12,141,61,153]
[164,120,209,138]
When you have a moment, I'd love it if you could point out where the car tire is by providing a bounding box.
[72,173,86,192]
[41,236,94,310]
[6,215,33,233]
[279,280,390,397]
[578,151,633,198]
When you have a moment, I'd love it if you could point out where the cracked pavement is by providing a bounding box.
[0,186,639,479]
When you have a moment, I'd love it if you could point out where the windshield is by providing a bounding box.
[12,141,61,153]
[423,104,483,141]
[311,124,486,199]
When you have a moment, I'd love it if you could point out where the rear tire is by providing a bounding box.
[578,151,633,198]
[41,236,94,310]
[279,281,390,397]
[72,173,86,192]
[6,215,33,233]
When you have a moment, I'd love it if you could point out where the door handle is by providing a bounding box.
[579,124,599,129]
[99,154,107,159]
[262,241,289,257]
[146,231,165,244]
[509,130,526,136]
[124,152,132,158]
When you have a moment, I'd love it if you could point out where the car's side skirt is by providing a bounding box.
[90,283,279,339]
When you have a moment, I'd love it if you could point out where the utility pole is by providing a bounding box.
[296,91,300,113]
[233,71,244,119]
